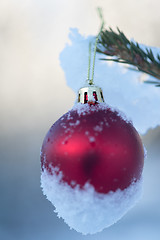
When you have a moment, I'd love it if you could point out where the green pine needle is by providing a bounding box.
[97,27,160,86]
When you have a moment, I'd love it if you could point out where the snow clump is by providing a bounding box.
[41,167,143,235]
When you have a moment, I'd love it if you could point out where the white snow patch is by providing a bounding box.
[72,102,131,124]
[69,120,80,126]
[64,128,71,134]
[89,136,95,143]
[60,123,67,129]
[60,28,160,134]
[94,125,103,132]
[41,168,143,235]
[85,131,89,136]
[67,112,73,120]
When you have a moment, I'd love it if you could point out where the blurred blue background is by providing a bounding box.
[0,1,160,239]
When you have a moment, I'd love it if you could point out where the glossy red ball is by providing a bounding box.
[41,104,144,194]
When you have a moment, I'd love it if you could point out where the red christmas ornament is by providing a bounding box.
[41,25,145,232]
[41,85,144,194]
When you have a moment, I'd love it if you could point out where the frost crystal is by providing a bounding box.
[41,168,143,235]
[71,102,131,124]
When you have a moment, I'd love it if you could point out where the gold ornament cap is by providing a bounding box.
[77,82,104,104]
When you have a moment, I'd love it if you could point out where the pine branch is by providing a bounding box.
[97,27,160,87]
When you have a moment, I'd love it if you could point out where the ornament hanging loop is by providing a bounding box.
[87,42,92,85]
[90,8,104,84]
[78,8,105,104]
